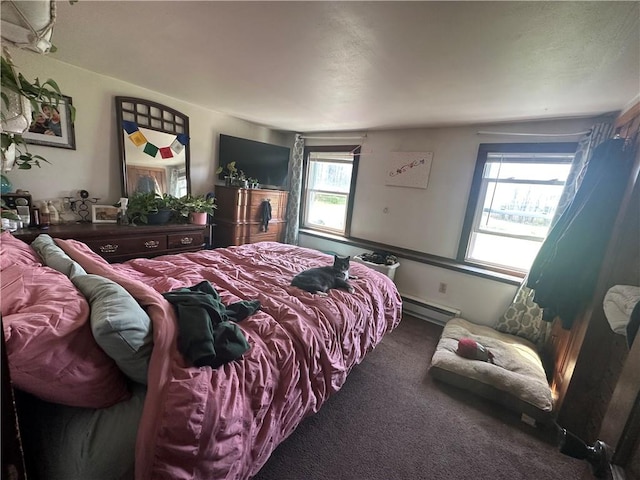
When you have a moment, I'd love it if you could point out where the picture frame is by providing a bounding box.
[385,151,433,189]
[22,95,76,150]
[91,204,119,224]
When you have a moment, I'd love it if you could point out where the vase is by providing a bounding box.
[0,174,13,194]
[146,209,172,225]
[189,212,208,225]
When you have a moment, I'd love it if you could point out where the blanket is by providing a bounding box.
[54,240,402,480]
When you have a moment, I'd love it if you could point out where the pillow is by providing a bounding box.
[31,235,152,384]
[72,274,153,385]
[0,231,41,270]
[1,263,130,408]
[430,317,553,422]
[16,383,146,480]
[494,285,546,345]
[31,234,86,279]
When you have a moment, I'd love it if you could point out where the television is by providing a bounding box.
[218,134,291,189]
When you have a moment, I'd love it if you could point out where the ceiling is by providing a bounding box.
[43,1,640,132]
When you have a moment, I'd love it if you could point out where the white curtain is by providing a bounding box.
[284,134,304,245]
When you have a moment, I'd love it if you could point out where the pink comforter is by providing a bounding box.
[56,240,402,480]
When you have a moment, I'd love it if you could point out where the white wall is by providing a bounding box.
[4,48,612,328]
[300,116,609,325]
[3,48,294,204]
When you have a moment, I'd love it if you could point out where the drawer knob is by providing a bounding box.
[180,236,194,245]
[145,240,160,249]
[99,244,119,254]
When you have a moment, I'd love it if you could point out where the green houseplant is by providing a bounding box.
[126,192,177,225]
[215,161,238,186]
[175,194,216,225]
[1,51,75,170]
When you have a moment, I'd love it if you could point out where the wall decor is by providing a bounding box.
[22,95,76,150]
[91,204,118,224]
[385,151,433,189]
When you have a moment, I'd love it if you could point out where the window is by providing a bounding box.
[458,143,577,275]
[301,145,360,235]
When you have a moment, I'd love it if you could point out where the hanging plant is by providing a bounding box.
[0,50,75,170]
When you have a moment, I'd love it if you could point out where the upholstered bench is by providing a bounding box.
[430,317,553,423]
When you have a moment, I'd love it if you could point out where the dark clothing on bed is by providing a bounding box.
[162,281,260,368]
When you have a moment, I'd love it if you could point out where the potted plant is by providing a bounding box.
[175,194,217,225]
[215,161,238,186]
[1,52,75,171]
[233,170,249,188]
[126,192,176,225]
[248,177,260,189]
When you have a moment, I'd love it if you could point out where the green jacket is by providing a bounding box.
[162,281,260,368]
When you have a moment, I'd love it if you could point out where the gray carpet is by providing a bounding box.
[252,315,590,480]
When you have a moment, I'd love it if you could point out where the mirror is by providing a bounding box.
[116,97,191,198]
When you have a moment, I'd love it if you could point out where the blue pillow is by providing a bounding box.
[72,274,153,385]
[30,234,153,384]
[31,234,86,279]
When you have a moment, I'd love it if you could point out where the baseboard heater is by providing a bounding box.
[401,294,461,326]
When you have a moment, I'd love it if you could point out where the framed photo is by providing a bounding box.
[91,205,119,224]
[23,95,76,150]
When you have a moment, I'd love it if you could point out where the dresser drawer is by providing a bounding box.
[248,191,287,222]
[85,234,167,258]
[168,232,204,249]
[248,222,285,243]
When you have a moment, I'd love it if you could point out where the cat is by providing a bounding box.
[291,255,355,295]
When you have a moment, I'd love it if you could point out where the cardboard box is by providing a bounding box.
[352,255,400,281]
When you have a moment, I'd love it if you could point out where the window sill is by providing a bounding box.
[298,228,523,287]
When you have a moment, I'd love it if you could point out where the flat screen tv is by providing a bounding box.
[218,134,291,189]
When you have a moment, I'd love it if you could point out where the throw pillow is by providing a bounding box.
[1,263,130,408]
[72,274,153,385]
[31,234,87,279]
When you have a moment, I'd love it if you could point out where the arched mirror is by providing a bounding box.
[116,97,191,197]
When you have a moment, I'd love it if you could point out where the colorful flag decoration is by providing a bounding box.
[129,131,147,147]
[123,121,189,159]
[170,137,185,155]
[122,120,139,135]
[159,147,174,159]
[144,143,159,157]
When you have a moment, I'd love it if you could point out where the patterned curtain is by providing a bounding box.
[284,134,304,245]
[552,123,614,224]
[494,123,613,347]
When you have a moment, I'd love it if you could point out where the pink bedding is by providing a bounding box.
[55,240,402,480]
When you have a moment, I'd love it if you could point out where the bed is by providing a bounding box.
[0,232,402,480]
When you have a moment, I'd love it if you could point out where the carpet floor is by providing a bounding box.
[252,314,591,480]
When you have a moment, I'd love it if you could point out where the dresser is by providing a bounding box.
[11,223,206,263]
[214,186,288,247]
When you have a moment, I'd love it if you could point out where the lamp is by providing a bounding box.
[1,0,56,54]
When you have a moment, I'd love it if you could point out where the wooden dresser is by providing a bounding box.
[214,186,288,247]
[11,223,206,263]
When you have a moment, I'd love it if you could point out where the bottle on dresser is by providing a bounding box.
[39,202,50,229]
[47,201,59,225]
[117,197,130,225]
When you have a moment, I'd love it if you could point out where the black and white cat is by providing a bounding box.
[291,255,355,295]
